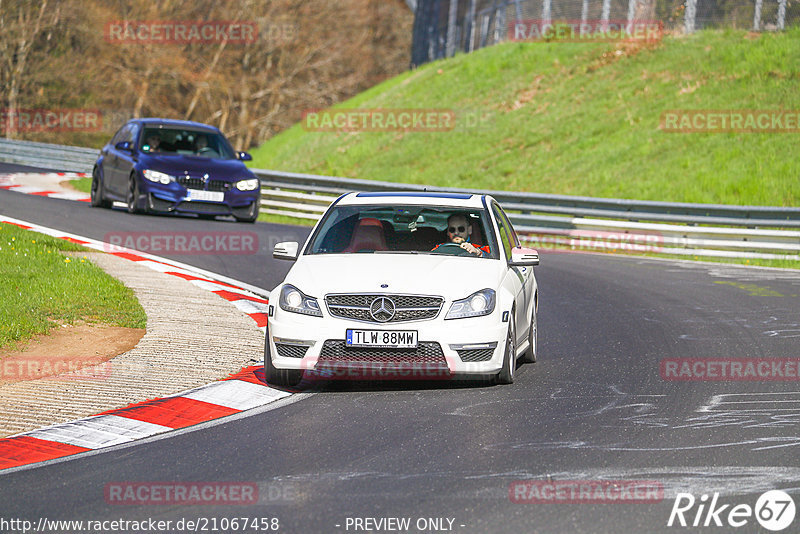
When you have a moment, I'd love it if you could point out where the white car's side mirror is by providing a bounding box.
[509,247,539,266]
[273,241,299,260]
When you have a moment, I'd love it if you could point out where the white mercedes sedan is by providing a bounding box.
[265,192,539,387]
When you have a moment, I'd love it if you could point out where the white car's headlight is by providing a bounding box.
[279,284,322,317]
[142,169,174,184]
[235,178,260,191]
[445,289,496,320]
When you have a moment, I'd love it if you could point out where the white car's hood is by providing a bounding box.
[283,254,504,301]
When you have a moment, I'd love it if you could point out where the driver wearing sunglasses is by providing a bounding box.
[431,213,490,256]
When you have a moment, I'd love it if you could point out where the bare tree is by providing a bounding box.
[0,0,60,138]
[0,0,413,147]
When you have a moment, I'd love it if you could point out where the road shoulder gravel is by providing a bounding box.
[0,251,264,437]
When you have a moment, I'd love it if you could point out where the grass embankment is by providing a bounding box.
[250,28,800,207]
[0,223,146,351]
[71,178,91,193]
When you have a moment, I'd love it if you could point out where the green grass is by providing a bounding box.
[249,28,800,207]
[71,177,91,193]
[256,212,317,226]
[0,223,147,352]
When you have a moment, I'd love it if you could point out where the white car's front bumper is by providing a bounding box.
[267,305,510,379]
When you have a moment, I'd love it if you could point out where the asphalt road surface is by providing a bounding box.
[2,163,800,533]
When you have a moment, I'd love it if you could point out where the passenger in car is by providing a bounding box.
[144,133,161,152]
[431,213,490,256]
[195,133,208,150]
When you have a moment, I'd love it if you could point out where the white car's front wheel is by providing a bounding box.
[495,312,516,385]
[263,329,303,388]
[521,308,537,363]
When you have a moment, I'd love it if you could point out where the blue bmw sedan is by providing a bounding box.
[91,118,260,223]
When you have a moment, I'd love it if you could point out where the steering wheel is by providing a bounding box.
[434,242,475,257]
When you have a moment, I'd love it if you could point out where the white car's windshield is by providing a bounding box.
[307,204,498,258]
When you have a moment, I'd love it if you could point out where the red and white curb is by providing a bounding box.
[0,172,91,202]
[0,215,284,472]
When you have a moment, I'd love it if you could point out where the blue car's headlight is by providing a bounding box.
[279,284,322,317]
[142,169,174,184]
[445,289,496,320]
[235,178,260,191]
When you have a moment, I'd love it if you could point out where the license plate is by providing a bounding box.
[346,329,418,348]
[186,189,224,202]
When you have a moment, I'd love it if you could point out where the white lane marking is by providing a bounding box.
[231,299,270,315]
[124,259,177,270]
[4,185,50,194]
[181,380,291,410]
[0,392,313,477]
[0,215,290,453]
[699,392,800,413]
[21,415,172,449]
[190,279,249,293]
[538,466,800,498]
[189,280,269,303]
[48,192,90,201]
[0,214,270,298]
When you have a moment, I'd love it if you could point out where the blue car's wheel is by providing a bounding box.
[234,200,259,224]
[90,167,112,209]
[126,175,148,215]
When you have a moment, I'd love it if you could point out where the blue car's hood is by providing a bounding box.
[138,154,254,182]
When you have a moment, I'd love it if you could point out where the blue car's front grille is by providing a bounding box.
[148,195,175,212]
[176,201,231,214]
[177,176,232,192]
[208,181,231,192]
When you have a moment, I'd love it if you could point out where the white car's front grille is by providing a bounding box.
[456,348,495,362]
[325,294,443,323]
[319,340,446,364]
[275,343,309,359]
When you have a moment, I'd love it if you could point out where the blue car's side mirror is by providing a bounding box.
[115,141,133,152]
[237,151,252,161]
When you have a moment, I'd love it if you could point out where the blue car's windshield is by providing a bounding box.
[307,205,498,259]
[140,128,235,159]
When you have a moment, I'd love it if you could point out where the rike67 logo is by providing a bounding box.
[668,490,795,531]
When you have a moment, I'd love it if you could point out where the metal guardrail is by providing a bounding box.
[0,138,97,174]
[1,137,798,261]
[251,168,800,261]
[251,167,800,226]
